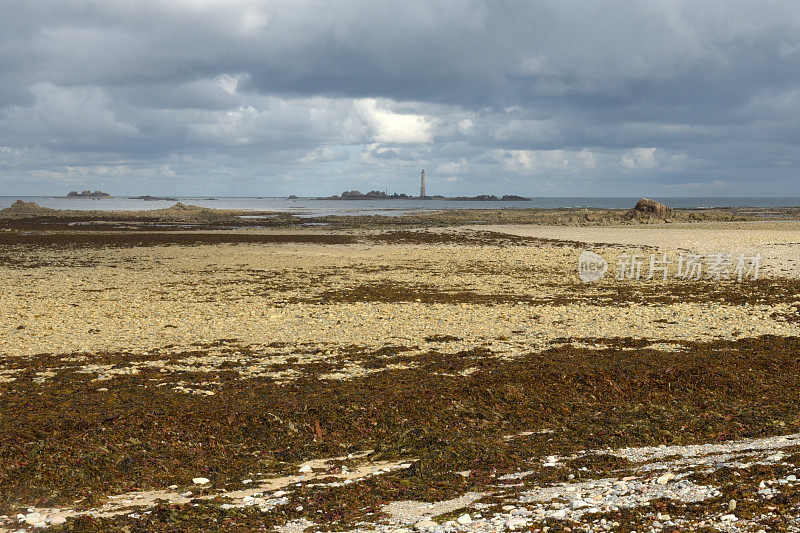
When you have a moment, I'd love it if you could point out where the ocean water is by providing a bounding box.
[1,196,799,218]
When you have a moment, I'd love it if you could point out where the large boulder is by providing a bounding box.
[633,198,672,219]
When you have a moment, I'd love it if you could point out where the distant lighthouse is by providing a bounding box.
[420,169,426,198]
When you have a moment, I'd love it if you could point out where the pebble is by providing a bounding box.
[192,477,210,485]
[414,520,437,531]
[506,517,528,530]
[456,513,472,525]
[656,472,675,484]
[728,499,736,512]
[570,499,589,510]
[299,464,313,473]
[24,513,41,525]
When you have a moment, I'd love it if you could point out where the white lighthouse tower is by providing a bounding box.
[420,169,426,198]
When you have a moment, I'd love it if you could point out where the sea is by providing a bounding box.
[1,196,799,218]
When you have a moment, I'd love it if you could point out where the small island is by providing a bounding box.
[65,190,112,198]
[131,195,178,201]
[448,194,532,201]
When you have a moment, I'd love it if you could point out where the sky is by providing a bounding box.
[1,1,800,197]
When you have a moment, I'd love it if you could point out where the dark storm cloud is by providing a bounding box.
[0,0,799,195]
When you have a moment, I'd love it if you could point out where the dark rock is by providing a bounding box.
[449,194,499,201]
[132,195,177,201]
[501,195,532,201]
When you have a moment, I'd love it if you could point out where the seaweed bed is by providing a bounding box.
[0,229,596,249]
[2,336,800,530]
[313,277,800,307]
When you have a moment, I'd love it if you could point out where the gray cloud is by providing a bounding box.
[1,0,800,196]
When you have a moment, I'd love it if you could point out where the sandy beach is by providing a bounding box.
[474,221,800,278]
[2,215,800,531]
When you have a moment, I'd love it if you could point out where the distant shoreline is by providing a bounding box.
[3,199,800,229]
[316,191,532,201]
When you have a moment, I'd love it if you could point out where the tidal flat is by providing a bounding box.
[2,210,800,532]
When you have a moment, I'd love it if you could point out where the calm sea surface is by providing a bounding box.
[2,196,799,217]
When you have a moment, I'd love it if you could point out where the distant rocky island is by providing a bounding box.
[65,190,111,198]
[319,190,531,201]
[322,190,426,200]
[131,195,178,201]
[449,194,531,201]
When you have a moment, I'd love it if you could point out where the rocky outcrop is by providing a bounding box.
[0,200,55,217]
[150,202,237,223]
[631,198,672,219]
